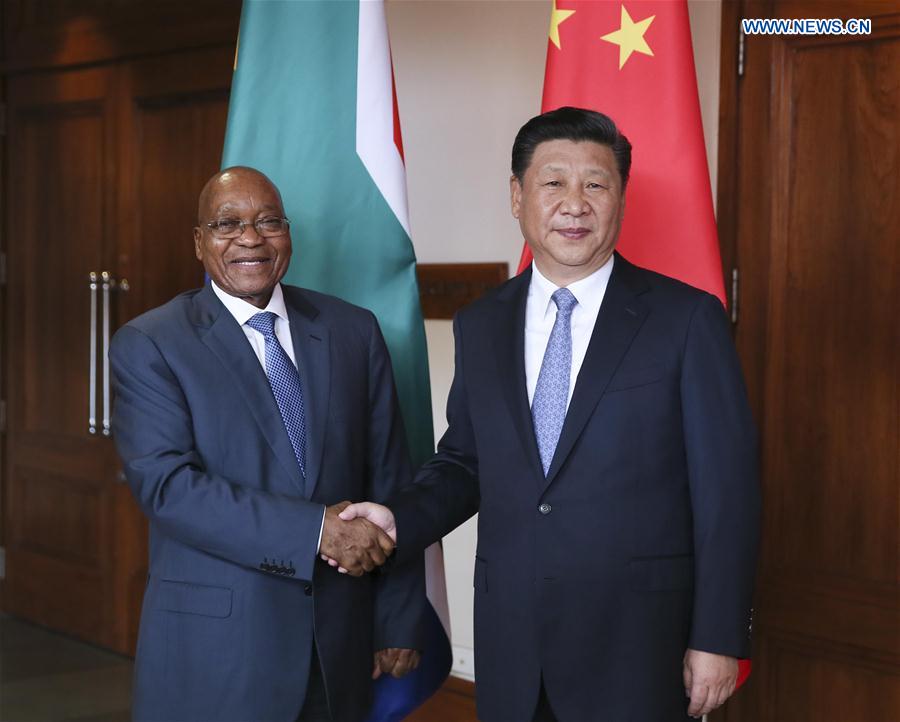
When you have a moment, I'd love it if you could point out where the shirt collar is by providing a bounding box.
[211,281,289,327]
[529,254,615,319]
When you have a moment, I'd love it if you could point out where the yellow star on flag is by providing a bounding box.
[600,5,655,69]
[548,0,575,50]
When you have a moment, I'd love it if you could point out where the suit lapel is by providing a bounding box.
[193,284,306,494]
[542,255,650,489]
[283,287,330,499]
[492,270,545,485]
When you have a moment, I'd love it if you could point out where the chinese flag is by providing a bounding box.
[517,0,727,307]
[521,0,749,688]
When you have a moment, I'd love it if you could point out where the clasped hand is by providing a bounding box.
[320,502,396,574]
[318,501,395,576]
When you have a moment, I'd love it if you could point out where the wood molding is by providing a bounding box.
[716,0,743,302]
[417,263,509,319]
[1,0,241,74]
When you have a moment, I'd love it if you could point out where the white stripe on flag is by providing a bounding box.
[357,0,451,642]
[356,0,411,237]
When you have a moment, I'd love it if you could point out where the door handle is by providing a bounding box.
[100,272,129,437]
[88,272,98,435]
[101,272,112,436]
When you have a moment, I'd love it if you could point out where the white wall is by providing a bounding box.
[387,0,722,680]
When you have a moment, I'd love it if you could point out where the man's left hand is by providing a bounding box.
[373,648,421,679]
[683,648,738,718]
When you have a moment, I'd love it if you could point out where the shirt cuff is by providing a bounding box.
[316,507,326,554]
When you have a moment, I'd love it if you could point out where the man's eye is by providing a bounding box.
[587,183,607,190]
[213,219,241,231]
[257,217,283,230]
[544,181,562,187]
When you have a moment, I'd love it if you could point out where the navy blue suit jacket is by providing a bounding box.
[391,255,760,721]
[110,282,424,722]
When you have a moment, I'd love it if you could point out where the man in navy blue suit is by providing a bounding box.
[111,167,424,722]
[338,108,761,721]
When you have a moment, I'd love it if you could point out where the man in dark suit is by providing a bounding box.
[110,166,424,722]
[336,108,760,721]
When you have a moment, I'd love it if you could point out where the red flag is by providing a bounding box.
[521,0,749,687]
[518,0,726,307]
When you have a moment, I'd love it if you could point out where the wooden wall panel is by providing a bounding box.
[417,263,509,319]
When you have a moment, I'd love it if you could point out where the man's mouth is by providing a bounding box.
[230,257,272,266]
[555,228,591,240]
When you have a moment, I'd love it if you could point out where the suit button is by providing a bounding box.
[304,584,313,596]
[538,503,552,515]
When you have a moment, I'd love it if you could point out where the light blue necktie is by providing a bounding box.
[531,288,578,476]
[245,312,307,478]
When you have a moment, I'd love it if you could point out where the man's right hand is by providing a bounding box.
[320,502,397,573]
[319,501,395,577]
[339,502,396,541]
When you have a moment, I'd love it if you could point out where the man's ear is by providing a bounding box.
[510,175,522,219]
[193,228,203,261]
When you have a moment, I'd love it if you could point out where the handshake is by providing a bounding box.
[318,501,396,576]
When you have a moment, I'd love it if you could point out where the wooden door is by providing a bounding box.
[2,45,233,655]
[719,2,900,719]
[4,63,131,651]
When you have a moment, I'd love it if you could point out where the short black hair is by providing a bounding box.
[511,106,632,188]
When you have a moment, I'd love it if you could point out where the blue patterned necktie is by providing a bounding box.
[245,312,307,478]
[531,288,578,476]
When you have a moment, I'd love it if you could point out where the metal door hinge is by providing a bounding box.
[0,399,7,433]
[0,102,6,136]
[738,27,746,77]
[0,252,7,285]
[730,268,739,324]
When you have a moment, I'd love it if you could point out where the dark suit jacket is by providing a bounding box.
[110,282,424,722]
[391,255,760,722]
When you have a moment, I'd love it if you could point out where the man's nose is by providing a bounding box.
[560,188,589,215]
[236,223,264,244]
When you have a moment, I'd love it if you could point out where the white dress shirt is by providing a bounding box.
[211,281,297,369]
[211,281,326,551]
[525,256,615,410]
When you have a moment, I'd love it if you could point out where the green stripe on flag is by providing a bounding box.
[222,0,434,465]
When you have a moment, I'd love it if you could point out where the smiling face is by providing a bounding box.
[511,139,625,286]
[193,168,292,308]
